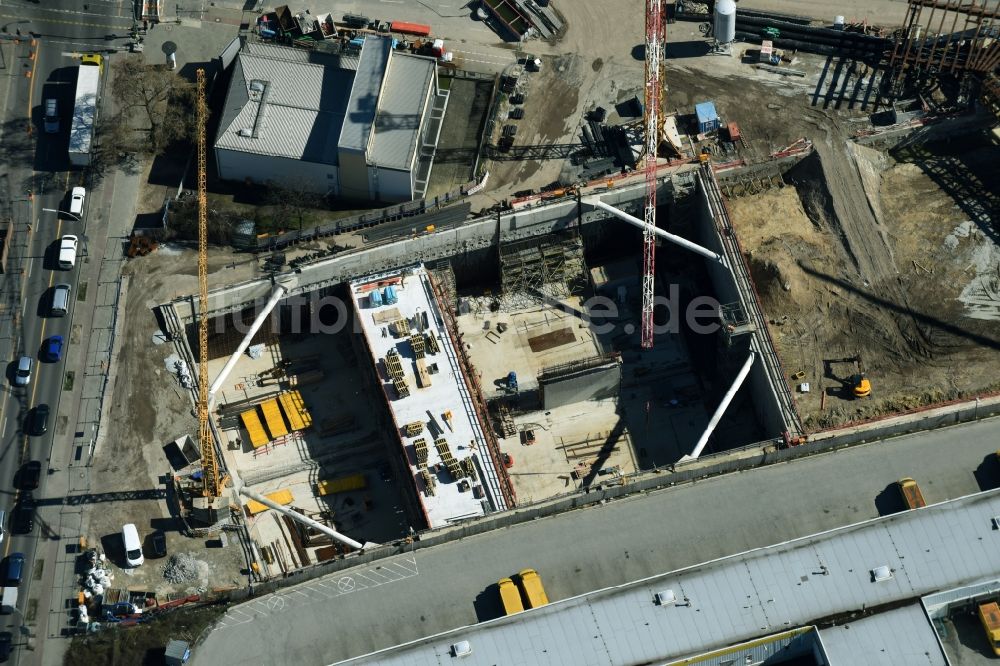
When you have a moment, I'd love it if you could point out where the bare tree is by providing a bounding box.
[109,58,197,154]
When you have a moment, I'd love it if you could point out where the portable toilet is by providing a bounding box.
[694,101,720,134]
[369,288,383,308]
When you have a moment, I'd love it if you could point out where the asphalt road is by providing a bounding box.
[193,416,1000,665]
[0,1,131,662]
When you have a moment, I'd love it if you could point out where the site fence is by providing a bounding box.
[238,182,477,253]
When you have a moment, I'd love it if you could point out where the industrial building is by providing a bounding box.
[339,490,1000,665]
[214,38,448,202]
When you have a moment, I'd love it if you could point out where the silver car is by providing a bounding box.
[14,356,32,387]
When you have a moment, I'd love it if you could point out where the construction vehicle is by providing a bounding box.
[497,577,525,615]
[825,355,871,399]
[897,477,926,510]
[978,601,1000,656]
[516,569,549,608]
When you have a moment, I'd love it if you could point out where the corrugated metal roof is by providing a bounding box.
[339,36,393,155]
[369,53,435,170]
[819,605,946,666]
[214,43,355,163]
[340,491,1000,665]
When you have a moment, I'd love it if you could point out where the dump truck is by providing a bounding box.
[897,477,926,510]
[516,569,549,608]
[978,601,1000,656]
[497,577,524,615]
[69,54,102,167]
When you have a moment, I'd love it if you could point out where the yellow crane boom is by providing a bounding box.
[196,68,220,498]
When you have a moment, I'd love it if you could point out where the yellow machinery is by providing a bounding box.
[196,68,220,499]
[245,489,294,516]
[826,355,871,399]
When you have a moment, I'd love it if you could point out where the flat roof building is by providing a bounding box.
[340,490,1000,665]
[215,39,448,203]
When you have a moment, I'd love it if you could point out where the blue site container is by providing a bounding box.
[694,101,720,134]
[260,28,276,39]
[369,289,383,308]
[349,36,366,49]
[383,286,398,305]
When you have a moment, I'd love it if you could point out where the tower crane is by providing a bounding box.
[640,0,664,349]
[195,68,220,499]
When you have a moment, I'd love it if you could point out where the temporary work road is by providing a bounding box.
[193,416,1000,665]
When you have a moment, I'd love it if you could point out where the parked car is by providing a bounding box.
[0,631,11,661]
[121,523,144,567]
[42,335,64,362]
[150,531,167,558]
[69,187,86,216]
[13,495,34,534]
[13,356,32,387]
[19,461,41,490]
[27,405,49,436]
[4,553,23,586]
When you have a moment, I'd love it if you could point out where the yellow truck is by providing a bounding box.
[497,578,524,615]
[979,601,1000,656]
[897,477,926,510]
[517,569,549,609]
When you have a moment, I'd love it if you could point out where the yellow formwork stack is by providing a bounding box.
[240,409,269,449]
[278,390,312,431]
[260,398,289,439]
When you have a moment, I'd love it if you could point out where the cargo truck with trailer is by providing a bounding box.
[897,477,926,510]
[516,569,549,608]
[979,601,1000,656]
[497,577,524,615]
[68,54,102,167]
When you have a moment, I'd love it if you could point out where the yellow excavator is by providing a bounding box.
[826,355,871,399]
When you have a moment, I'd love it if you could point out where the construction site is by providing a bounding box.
[76,0,1000,612]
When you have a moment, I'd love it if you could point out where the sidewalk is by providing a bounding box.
[33,11,250,662]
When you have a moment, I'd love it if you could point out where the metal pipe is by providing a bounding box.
[680,351,756,462]
[208,281,290,401]
[587,198,728,266]
[239,487,372,551]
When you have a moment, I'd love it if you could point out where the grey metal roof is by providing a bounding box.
[339,36,393,156]
[369,53,436,170]
[214,42,355,163]
[339,491,1000,665]
[819,605,946,666]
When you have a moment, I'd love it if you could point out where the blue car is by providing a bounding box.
[42,335,64,362]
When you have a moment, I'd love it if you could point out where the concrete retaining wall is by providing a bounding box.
[540,360,621,409]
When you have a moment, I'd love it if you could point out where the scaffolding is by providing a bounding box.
[498,233,588,311]
[884,0,1000,103]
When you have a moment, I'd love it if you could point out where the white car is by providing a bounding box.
[69,187,86,217]
[121,523,144,567]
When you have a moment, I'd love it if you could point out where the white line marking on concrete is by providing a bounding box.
[212,557,420,631]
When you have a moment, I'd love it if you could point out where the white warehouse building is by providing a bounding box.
[214,38,448,203]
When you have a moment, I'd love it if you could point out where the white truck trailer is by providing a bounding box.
[68,55,102,167]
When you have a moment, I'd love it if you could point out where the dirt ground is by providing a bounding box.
[728,139,1000,431]
[83,246,264,596]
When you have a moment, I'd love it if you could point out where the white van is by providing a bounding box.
[51,284,71,317]
[122,523,144,567]
[57,235,78,269]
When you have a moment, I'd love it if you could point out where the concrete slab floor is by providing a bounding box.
[455,294,604,401]
[205,327,415,571]
[499,399,637,503]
